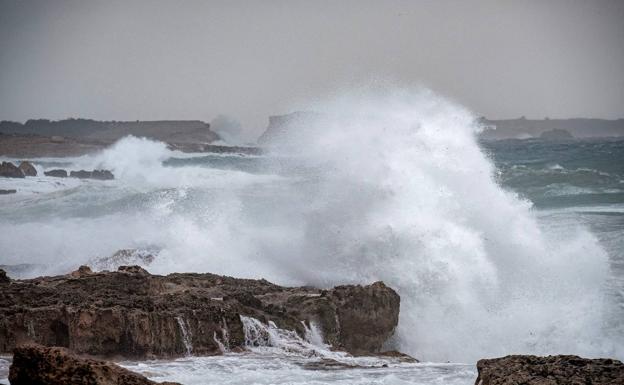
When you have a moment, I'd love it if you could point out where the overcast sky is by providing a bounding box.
[1,0,623,133]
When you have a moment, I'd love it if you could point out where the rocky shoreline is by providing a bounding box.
[0,266,399,358]
[0,266,623,384]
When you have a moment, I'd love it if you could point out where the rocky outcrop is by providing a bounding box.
[9,343,180,385]
[44,169,68,178]
[0,267,399,359]
[475,355,624,385]
[0,189,17,195]
[17,161,36,176]
[0,162,24,178]
[70,170,114,180]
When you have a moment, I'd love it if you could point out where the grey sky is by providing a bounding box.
[1,0,623,134]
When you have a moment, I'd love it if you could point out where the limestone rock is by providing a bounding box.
[0,269,400,359]
[9,343,180,385]
[475,355,624,385]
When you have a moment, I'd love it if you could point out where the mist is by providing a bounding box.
[1,0,623,138]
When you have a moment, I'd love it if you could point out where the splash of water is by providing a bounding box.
[0,89,620,362]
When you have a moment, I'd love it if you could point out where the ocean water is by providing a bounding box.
[1,93,623,384]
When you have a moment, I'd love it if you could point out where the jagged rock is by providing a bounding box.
[475,355,624,385]
[44,169,68,178]
[9,344,180,385]
[0,189,16,195]
[70,169,114,180]
[0,269,400,359]
[17,161,36,176]
[0,162,24,178]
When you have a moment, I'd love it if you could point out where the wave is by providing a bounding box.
[0,89,621,362]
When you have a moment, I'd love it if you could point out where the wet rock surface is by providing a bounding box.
[9,343,180,385]
[475,355,624,385]
[0,189,17,195]
[69,169,114,180]
[17,162,36,177]
[0,162,23,178]
[44,169,68,178]
[0,267,400,359]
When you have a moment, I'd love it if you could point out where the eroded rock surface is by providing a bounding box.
[0,267,399,359]
[475,355,624,385]
[9,343,180,385]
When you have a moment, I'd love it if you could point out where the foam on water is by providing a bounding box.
[0,89,621,363]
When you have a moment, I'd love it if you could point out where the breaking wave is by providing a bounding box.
[0,89,620,362]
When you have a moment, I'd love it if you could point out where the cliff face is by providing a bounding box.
[0,266,399,359]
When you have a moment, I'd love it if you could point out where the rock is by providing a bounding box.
[0,269,9,284]
[70,265,93,278]
[0,269,400,359]
[0,189,17,195]
[44,169,68,178]
[0,162,24,178]
[70,169,114,180]
[475,355,624,385]
[17,161,36,176]
[9,343,180,385]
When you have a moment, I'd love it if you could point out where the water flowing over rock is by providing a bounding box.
[17,161,36,177]
[475,355,624,385]
[0,267,399,359]
[44,169,68,178]
[8,343,181,385]
[0,162,24,178]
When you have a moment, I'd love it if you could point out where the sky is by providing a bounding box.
[0,0,623,135]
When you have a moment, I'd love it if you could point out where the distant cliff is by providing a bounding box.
[257,112,624,144]
[0,118,220,144]
[479,117,624,139]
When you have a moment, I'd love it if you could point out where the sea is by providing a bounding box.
[1,95,623,384]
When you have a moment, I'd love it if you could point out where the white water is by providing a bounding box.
[0,89,621,365]
[176,316,193,356]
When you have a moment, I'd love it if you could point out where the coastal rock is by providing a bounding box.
[475,355,624,385]
[44,169,68,178]
[9,343,180,385]
[17,161,36,176]
[0,162,24,178]
[0,269,9,284]
[70,169,114,180]
[0,189,17,195]
[0,268,400,359]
